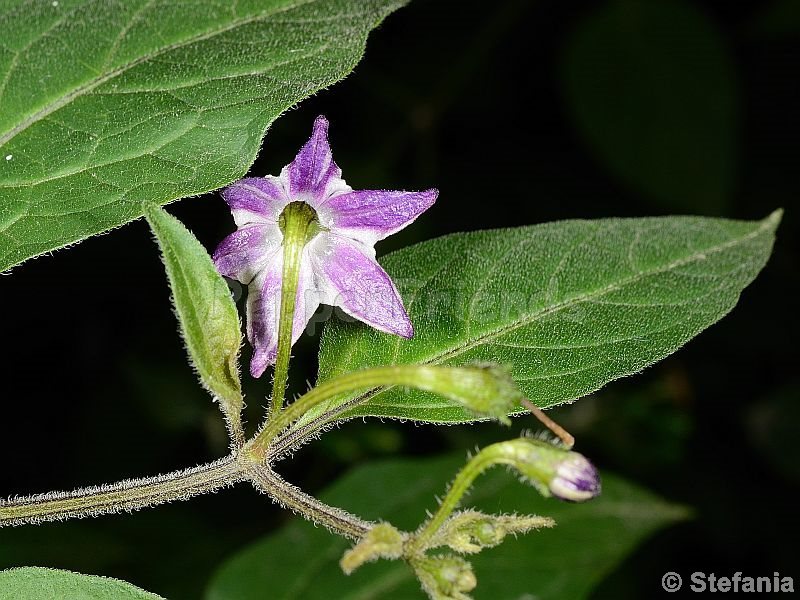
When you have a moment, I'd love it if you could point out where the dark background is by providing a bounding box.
[1,0,798,597]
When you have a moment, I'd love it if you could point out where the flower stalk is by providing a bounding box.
[407,438,600,555]
[270,201,319,416]
[248,363,521,460]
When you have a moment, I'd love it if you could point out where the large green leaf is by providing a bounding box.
[561,0,738,213]
[308,212,780,425]
[144,203,243,430]
[206,454,687,600]
[0,0,406,273]
[0,567,163,599]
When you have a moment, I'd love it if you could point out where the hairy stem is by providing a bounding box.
[265,380,400,463]
[248,466,372,540]
[407,444,515,554]
[268,412,344,462]
[0,452,373,542]
[224,412,246,451]
[0,455,245,527]
[253,365,462,457]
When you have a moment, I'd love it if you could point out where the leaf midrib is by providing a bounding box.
[0,0,319,149]
[274,212,776,453]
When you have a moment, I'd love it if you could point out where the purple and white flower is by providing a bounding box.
[549,453,601,502]
[214,116,438,377]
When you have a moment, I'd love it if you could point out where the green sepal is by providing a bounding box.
[143,203,244,439]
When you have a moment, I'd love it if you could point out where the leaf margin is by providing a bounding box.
[307,210,782,427]
[143,201,244,431]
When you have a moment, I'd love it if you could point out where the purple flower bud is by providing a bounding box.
[490,438,602,503]
[549,452,601,502]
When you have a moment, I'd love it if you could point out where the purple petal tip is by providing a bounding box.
[249,360,266,379]
[399,320,414,338]
[312,114,329,135]
[249,348,276,378]
[550,453,601,502]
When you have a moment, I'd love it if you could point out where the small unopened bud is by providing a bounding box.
[413,555,477,600]
[415,364,521,424]
[496,438,601,502]
[550,452,601,502]
[430,510,554,554]
[340,523,405,575]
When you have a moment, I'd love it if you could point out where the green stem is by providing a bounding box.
[270,202,317,417]
[0,455,245,527]
[248,466,372,540]
[407,443,517,555]
[251,365,460,459]
[270,238,301,417]
[224,412,246,451]
[0,453,372,541]
[263,364,521,462]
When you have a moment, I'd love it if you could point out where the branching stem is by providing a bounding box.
[251,365,456,458]
[0,454,369,541]
[248,467,371,539]
[407,443,516,554]
[0,364,428,537]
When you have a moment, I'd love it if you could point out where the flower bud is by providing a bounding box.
[340,522,405,575]
[413,555,477,600]
[495,438,601,502]
[414,363,521,424]
[550,452,602,502]
[429,510,555,554]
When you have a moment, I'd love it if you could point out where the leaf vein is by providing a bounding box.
[0,0,320,148]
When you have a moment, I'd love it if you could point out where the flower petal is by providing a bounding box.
[221,176,288,226]
[319,188,438,246]
[284,115,350,204]
[246,250,319,378]
[309,232,413,338]
[212,222,281,284]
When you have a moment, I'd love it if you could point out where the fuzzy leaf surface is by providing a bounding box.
[0,567,163,599]
[308,212,780,425]
[0,0,405,272]
[144,203,243,423]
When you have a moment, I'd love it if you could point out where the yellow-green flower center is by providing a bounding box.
[278,201,324,244]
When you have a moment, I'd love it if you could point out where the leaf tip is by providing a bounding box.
[765,208,784,229]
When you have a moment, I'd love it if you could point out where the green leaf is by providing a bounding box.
[310,212,780,425]
[0,0,406,273]
[0,567,164,599]
[206,454,687,600]
[144,203,243,429]
[561,0,738,213]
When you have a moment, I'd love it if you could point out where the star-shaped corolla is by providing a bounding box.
[214,116,438,377]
